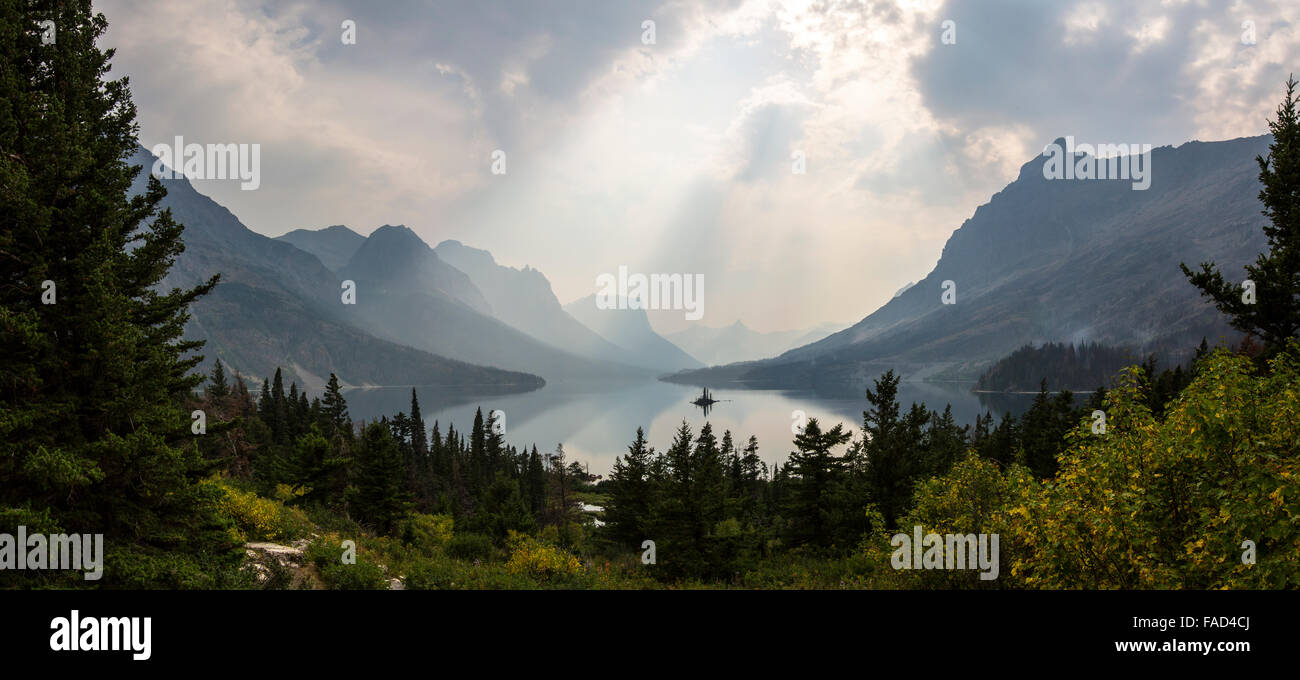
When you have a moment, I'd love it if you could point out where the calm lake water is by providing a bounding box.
[342,380,1041,477]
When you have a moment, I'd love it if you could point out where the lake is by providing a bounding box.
[342,380,1042,477]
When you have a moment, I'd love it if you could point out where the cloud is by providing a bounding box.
[92,0,1299,335]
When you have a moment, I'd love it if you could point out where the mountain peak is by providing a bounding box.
[367,224,429,249]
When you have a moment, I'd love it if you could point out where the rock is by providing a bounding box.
[243,541,316,589]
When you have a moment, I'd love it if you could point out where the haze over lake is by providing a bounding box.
[343,380,1041,477]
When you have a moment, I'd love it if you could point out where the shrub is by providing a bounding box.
[319,558,388,590]
[445,532,496,561]
[305,533,390,590]
[1012,347,1300,588]
[504,532,584,581]
[399,513,455,553]
[216,481,313,543]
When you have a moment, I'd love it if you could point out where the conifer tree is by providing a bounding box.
[525,444,545,516]
[1182,76,1300,355]
[0,0,238,585]
[207,361,230,400]
[270,368,287,444]
[320,372,350,441]
[348,422,412,534]
[469,407,486,491]
[785,418,852,548]
[606,427,654,547]
[409,388,427,462]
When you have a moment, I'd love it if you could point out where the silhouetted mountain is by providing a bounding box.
[665,320,846,366]
[432,239,628,362]
[336,232,654,382]
[342,225,491,314]
[133,146,543,392]
[670,135,1267,392]
[564,295,703,372]
[274,225,365,272]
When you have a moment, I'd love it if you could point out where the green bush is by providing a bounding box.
[445,533,496,561]
[216,480,314,543]
[398,513,455,553]
[319,558,388,590]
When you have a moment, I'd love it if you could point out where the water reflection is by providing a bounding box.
[342,380,1042,477]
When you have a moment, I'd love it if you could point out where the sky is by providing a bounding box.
[97,0,1299,335]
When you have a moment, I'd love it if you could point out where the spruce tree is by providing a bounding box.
[409,388,427,462]
[1182,76,1300,355]
[348,422,412,534]
[0,0,238,586]
[269,367,287,444]
[785,418,852,548]
[206,360,230,400]
[470,407,486,490]
[525,444,545,516]
[320,372,350,441]
[606,427,654,547]
[861,370,909,527]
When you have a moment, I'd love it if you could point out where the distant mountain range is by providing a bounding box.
[668,135,1267,393]
[133,147,542,393]
[323,224,653,381]
[431,239,630,365]
[275,225,365,271]
[564,295,704,372]
[134,142,734,390]
[664,320,847,366]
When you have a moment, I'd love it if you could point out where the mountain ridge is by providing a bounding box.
[667,134,1267,392]
[134,146,544,393]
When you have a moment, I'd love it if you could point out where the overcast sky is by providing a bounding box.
[97,0,1299,334]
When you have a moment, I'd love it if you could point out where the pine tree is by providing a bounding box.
[286,381,300,438]
[605,427,654,547]
[644,422,697,577]
[738,435,765,520]
[287,427,347,507]
[347,422,412,534]
[321,372,350,441]
[785,418,852,548]
[270,368,287,444]
[409,388,427,463]
[0,0,238,586]
[470,407,486,492]
[206,361,230,400]
[484,408,505,479]
[1182,76,1300,356]
[691,422,726,537]
[525,444,545,516]
[861,370,911,527]
[258,378,273,421]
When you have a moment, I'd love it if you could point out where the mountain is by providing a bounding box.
[431,239,628,362]
[564,295,703,372]
[669,135,1269,392]
[336,230,655,381]
[342,225,491,314]
[274,225,365,272]
[665,320,846,366]
[133,146,543,392]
